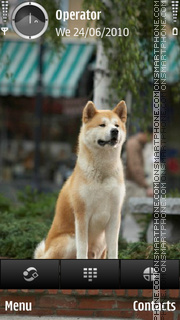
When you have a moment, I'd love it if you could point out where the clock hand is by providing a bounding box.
[29,12,32,24]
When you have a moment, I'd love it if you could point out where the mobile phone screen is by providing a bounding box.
[0,0,180,318]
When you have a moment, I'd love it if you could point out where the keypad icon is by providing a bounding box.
[83,267,97,282]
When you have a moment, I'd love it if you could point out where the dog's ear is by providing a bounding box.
[113,100,127,123]
[83,101,97,123]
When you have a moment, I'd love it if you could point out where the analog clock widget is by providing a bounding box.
[12,2,48,39]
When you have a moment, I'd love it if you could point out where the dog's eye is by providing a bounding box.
[115,124,119,128]
[99,124,106,127]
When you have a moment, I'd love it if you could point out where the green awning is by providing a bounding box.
[0,40,94,97]
[165,37,180,83]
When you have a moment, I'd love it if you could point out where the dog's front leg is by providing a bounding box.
[105,213,121,259]
[75,215,88,259]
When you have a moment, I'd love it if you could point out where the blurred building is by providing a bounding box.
[0,0,180,193]
[0,0,96,189]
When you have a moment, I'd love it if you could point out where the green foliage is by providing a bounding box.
[83,0,180,128]
[1,188,180,259]
[38,0,63,50]
[119,241,153,259]
[16,186,57,219]
[0,187,57,259]
[167,188,180,198]
[138,214,152,242]
[119,241,180,259]
[83,0,154,127]
[0,194,11,211]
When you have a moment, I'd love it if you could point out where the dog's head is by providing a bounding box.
[81,101,127,149]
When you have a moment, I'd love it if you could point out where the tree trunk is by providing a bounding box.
[93,0,118,110]
[93,40,111,110]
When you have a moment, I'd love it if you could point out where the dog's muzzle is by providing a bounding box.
[98,129,119,147]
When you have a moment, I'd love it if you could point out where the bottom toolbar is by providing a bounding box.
[0,259,179,289]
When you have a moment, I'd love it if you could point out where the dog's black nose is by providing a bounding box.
[111,128,118,137]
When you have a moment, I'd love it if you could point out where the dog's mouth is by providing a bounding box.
[98,137,118,147]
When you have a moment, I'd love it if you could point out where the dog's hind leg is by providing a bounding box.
[41,234,76,259]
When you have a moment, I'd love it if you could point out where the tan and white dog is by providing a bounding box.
[34,100,127,259]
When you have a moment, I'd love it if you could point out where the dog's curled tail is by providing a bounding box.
[34,240,45,259]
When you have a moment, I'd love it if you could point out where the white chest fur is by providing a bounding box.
[79,177,125,229]
[76,142,125,259]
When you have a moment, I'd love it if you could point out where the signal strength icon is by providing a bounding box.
[172,0,179,23]
[1,0,9,23]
